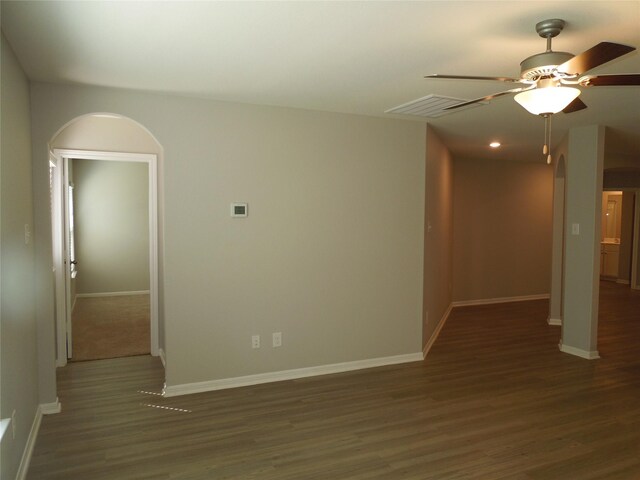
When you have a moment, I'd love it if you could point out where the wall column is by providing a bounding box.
[560,125,604,359]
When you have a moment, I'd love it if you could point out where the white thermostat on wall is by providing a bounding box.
[230,203,248,218]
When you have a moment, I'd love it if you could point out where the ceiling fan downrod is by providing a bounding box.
[520,19,574,81]
[535,18,566,52]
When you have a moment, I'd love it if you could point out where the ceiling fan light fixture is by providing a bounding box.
[514,85,581,115]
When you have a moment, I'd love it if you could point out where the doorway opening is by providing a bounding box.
[598,186,640,291]
[600,191,629,283]
[51,149,159,365]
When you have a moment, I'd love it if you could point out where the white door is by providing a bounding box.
[63,159,75,358]
[50,152,71,365]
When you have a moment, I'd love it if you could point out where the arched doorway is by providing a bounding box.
[49,113,164,366]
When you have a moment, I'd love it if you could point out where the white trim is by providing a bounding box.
[163,353,423,398]
[53,149,155,164]
[15,407,43,480]
[559,343,600,360]
[451,293,549,307]
[50,151,68,367]
[547,317,562,326]
[158,348,166,368]
[52,149,160,358]
[148,152,159,357]
[40,399,62,415]
[63,158,73,359]
[75,290,150,298]
[615,279,630,285]
[423,304,452,359]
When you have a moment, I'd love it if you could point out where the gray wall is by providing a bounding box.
[30,82,426,389]
[1,32,39,480]
[423,126,453,345]
[73,159,150,294]
[452,157,554,302]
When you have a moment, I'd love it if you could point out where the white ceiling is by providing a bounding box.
[2,1,639,162]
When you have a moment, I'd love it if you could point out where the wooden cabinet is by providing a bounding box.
[600,242,620,278]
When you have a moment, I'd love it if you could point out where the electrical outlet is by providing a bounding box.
[272,332,282,348]
[251,335,260,349]
[11,410,16,439]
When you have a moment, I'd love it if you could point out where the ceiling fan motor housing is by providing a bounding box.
[520,51,575,80]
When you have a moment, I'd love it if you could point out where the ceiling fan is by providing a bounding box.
[425,19,640,162]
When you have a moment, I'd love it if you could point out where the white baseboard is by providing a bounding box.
[15,400,62,479]
[452,293,550,307]
[423,304,452,359]
[559,343,600,360]
[40,399,61,415]
[158,348,166,367]
[616,279,630,285]
[76,290,150,298]
[547,317,562,326]
[15,406,43,480]
[163,352,423,397]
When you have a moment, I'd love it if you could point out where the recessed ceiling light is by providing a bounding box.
[489,142,501,148]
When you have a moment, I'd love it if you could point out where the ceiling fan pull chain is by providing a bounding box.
[543,114,549,155]
[546,114,552,164]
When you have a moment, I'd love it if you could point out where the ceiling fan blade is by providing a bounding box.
[562,97,588,114]
[425,74,525,83]
[443,86,532,110]
[579,73,640,87]
[556,42,636,76]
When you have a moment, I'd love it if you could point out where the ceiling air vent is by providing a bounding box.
[385,94,483,118]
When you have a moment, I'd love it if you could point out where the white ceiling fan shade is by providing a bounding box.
[514,86,581,115]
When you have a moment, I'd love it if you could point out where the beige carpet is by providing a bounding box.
[71,294,150,361]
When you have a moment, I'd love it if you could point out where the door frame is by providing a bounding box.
[51,149,159,365]
[50,153,67,366]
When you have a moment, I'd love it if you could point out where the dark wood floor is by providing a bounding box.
[28,282,640,479]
